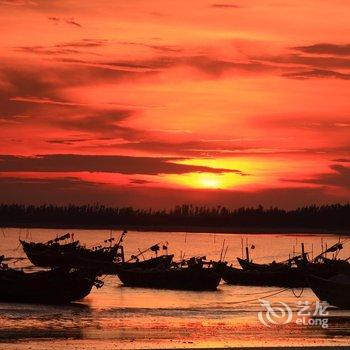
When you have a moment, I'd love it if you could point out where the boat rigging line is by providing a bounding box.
[227,287,290,305]
[227,286,305,306]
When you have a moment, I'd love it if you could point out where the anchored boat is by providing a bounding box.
[20,232,125,273]
[228,241,349,288]
[119,254,174,269]
[0,264,103,304]
[116,257,221,291]
[295,242,350,278]
[308,273,350,309]
[222,265,307,287]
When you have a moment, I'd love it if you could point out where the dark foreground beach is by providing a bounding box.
[1,343,350,350]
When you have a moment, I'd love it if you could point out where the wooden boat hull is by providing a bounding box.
[296,260,350,280]
[317,258,350,274]
[122,255,173,269]
[103,255,174,274]
[0,268,98,304]
[21,240,117,272]
[222,266,307,287]
[308,274,350,309]
[237,257,289,272]
[116,267,221,291]
[21,240,79,267]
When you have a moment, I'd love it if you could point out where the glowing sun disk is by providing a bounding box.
[165,172,251,190]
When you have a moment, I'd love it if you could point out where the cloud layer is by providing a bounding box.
[0,154,244,175]
[1,1,350,207]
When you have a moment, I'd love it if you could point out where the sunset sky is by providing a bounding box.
[0,0,350,208]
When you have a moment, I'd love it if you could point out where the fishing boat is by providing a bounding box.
[308,273,350,309]
[320,257,350,271]
[0,264,103,304]
[106,242,174,273]
[20,232,125,272]
[233,241,349,287]
[222,265,307,287]
[21,233,79,266]
[221,242,307,287]
[237,257,293,272]
[119,254,174,269]
[21,237,80,266]
[105,254,174,274]
[237,242,305,272]
[295,242,350,278]
[116,257,221,291]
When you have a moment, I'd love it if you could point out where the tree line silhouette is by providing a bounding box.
[0,203,349,231]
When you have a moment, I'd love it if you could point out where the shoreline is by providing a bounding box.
[0,223,348,235]
[0,344,349,350]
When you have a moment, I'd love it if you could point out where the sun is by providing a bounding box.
[197,174,222,189]
[181,173,225,189]
[166,172,244,189]
[166,157,262,190]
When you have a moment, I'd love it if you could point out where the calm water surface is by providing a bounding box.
[0,228,349,349]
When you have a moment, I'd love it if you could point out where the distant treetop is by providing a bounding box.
[0,203,349,230]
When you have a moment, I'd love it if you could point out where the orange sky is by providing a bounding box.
[0,0,350,208]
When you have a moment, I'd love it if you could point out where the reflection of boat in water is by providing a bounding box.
[116,257,221,291]
[308,273,350,309]
[0,263,102,304]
